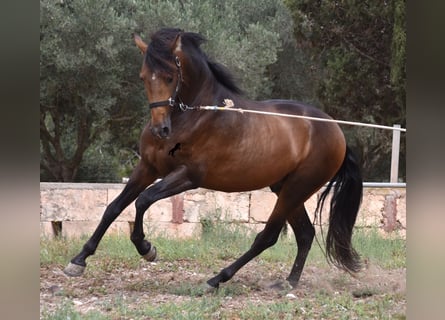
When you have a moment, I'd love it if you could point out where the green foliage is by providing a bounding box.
[284,0,406,181]
[40,0,406,182]
[390,0,407,110]
[40,0,145,181]
[40,0,294,182]
[133,0,290,99]
[268,39,320,104]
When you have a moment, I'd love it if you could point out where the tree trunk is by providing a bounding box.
[40,106,91,182]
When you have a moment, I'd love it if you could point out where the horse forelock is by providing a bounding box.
[145,28,180,75]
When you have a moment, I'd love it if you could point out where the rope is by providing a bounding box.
[198,99,407,132]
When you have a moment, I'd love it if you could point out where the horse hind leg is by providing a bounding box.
[207,185,295,288]
[206,216,286,288]
[286,205,315,287]
[206,173,321,289]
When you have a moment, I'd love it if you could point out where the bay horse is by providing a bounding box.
[64,28,363,289]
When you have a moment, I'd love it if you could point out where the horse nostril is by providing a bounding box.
[161,126,170,137]
[150,125,170,139]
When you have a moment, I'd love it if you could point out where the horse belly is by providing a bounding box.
[202,173,284,193]
[201,149,299,192]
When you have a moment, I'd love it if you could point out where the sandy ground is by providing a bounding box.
[40,257,406,318]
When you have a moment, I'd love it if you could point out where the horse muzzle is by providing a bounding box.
[150,120,172,139]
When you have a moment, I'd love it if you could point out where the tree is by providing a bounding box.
[40,0,294,182]
[284,0,406,181]
[133,0,290,99]
[40,0,145,181]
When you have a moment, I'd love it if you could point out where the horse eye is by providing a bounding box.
[166,76,174,84]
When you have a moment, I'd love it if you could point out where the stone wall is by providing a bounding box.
[40,183,406,239]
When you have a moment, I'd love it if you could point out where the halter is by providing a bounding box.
[148,56,187,111]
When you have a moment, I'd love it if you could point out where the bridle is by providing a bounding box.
[148,56,188,111]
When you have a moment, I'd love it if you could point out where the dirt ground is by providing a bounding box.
[40,258,406,319]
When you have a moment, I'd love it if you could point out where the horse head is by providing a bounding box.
[134,29,185,139]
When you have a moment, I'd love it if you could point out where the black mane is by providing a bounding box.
[145,28,243,95]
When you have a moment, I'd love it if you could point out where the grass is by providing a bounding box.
[40,220,405,270]
[40,221,406,319]
[42,293,406,320]
[352,227,406,269]
[40,300,108,320]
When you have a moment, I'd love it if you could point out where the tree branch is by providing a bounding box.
[70,106,91,169]
[341,36,389,67]
[108,115,135,122]
[40,113,56,147]
[47,107,65,160]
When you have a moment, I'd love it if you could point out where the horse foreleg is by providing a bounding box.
[130,165,197,260]
[63,163,154,277]
[286,205,315,287]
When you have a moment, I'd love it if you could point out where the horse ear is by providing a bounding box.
[133,34,147,54]
[172,33,182,54]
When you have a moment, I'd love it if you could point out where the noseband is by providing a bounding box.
[148,56,187,111]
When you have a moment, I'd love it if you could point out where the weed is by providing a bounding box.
[353,228,406,268]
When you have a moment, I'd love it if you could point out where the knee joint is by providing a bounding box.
[135,195,149,213]
[254,231,279,249]
[265,235,279,248]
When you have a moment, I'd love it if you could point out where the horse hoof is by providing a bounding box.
[266,279,294,291]
[202,282,218,294]
[143,245,157,262]
[63,262,85,277]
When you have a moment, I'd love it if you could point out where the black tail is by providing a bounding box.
[316,146,363,273]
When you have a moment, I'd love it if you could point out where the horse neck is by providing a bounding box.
[181,69,237,108]
[171,77,242,130]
